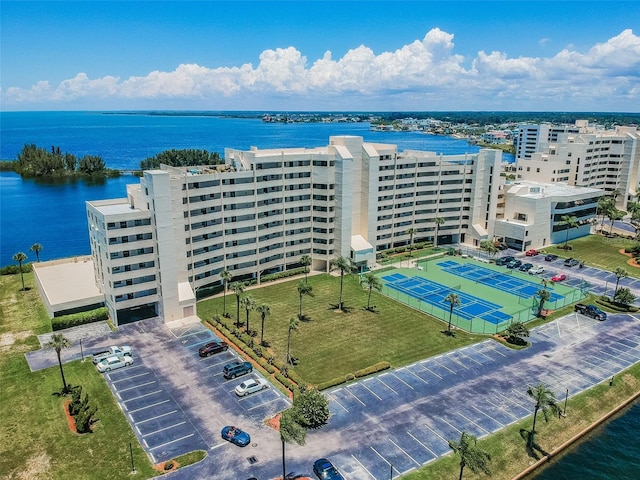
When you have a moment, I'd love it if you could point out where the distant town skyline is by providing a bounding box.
[1,1,639,112]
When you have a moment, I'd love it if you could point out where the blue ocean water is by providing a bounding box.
[0,110,638,476]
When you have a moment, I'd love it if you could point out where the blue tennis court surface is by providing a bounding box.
[381,273,512,324]
[437,260,564,302]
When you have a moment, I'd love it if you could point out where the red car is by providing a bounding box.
[551,273,567,282]
[525,249,539,256]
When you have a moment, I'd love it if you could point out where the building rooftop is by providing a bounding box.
[505,180,603,198]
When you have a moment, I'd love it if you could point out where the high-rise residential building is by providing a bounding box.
[86,136,502,325]
[515,122,640,209]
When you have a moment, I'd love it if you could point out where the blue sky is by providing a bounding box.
[1,1,639,111]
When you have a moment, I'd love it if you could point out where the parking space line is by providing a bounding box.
[608,344,640,360]
[116,380,156,393]
[351,454,376,479]
[149,433,195,451]
[456,411,490,435]
[439,417,462,434]
[136,410,178,425]
[485,399,519,419]
[362,380,383,400]
[407,431,437,457]
[470,405,505,426]
[388,438,421,466]
[123,390,163,403]
[423,423,448,443]
[445,353,473,369]
[345,386,367,406]
[142,421,187,438]
[330,395,349,413]
[129,399,170,414]
[247,397,282,411]
[399,368,429,385]
[379,373,409,392]
[111,371,151,384]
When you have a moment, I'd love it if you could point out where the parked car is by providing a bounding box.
[507,259,522,269]
[496,255,515,266]
[92,345,132,364]
[575,304,607,321]
[198,340,229,357]
[529,265,545,275]
[494,242,508,250]
[544,254,558,262]
[96,355,134,373]
[551,273,567,282]
[234,378,269,396]
[313,458,345,480]
[221,426,251,447]
[525,249,539,256]
[519,263,534,272]
[564,258,580,267]
[223,361,253,379]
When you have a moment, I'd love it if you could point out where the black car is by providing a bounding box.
[496,255,515,266]
[507,259,522,269]
[519,262,534,272]
[313,458,344,480]
[198,340,229,357]
[564,258,580,267]
[544,254,558,261]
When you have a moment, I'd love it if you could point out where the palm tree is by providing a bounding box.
[526,383,561,448]
[231,282,244,327]
[256,303,271,346]
[479,240,498,260]
[608,207,625,234]
[30,243,43,262]
[300,254,312,284]
[536,288,551,317]
[360,272,382,310]
[279,408,306,480]
[12,252,27,291]
[597,196,615,231]
[241,295,255,333]
[448,431,491,480]
[330,256,352,311]
[45,333,71,394]
[505,320,530,345]
[433,217,445,248]
[286,317,299,365]
[219,269,232,316]
[296,281,313,320]
[613,267,629,295]
[444,292,461,335]
[560,214,578,248]
[405,227,417,257]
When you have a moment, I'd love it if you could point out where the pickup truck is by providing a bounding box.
[574,304,607,321]
[92,346,133,364]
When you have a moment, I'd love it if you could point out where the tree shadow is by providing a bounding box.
[19,287,32,292]
[363,306,379,313]
[328,303,351,313]
[519,429,550,460]
[441,330,456,337]
[297,314,312,322]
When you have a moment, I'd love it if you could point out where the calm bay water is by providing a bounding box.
[0,111,638,477]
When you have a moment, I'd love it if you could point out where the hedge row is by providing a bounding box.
[260,267,306,283]
[376,242,433,258]
[52,307,109,331]
[1,263,33,275]
[316,361,391,390]
[596,297,639,312]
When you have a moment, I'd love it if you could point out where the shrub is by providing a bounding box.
[0,263,34,275]
[316,376,347,390]
[275,373,294,392]
[163,461,175,471]
[354,361,391,378]
[345,373,355,382]
[52,307,109,331]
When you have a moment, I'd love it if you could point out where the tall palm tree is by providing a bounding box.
[279,408,306,480]
[613,267,629,295]
[30,243,43,262]
[300,254,312,284]
[536,288,551,317]
[231,282,244,327]
[597,196,615,230]
[405,227,417,257]
[12,252,27,291]
[607,207,625,235]
[296,281,313,320]
[360,272,383,310]
[330,256,352,311]
[560,214,578,248]
[433,217,445,248]
[241,295,255,333]
[526,383,560,448]
[286,317,299,365]
[448,431,491,480]
[444,292,461,335]
[219,269,232,316]
[45,333,71,394]
[256,303,271,346]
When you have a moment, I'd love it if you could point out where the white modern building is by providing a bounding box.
[87,136,502,325]
[515,122,640,210]
[494,181,603,251]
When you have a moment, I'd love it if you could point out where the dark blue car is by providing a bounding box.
[221,426,250,447]
[313,458,344,479]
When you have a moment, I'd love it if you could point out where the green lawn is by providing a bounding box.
[0,272,158,480]
[197,273,485,385]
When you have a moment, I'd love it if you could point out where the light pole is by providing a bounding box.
[79,338,85,362]
[563,388,568,417]
[129,442,136,474]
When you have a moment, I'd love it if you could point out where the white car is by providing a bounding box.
[96,355,134,373]
[528,265,545,275]
[234,378,269,397]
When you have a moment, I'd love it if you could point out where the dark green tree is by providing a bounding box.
[360,272,382,310]
[444,292,461,335]
[330,256,352,311]
[12,252,27,290]
[300,255,312,284]
[279,408,306,480]
[433,217,445,247]
[448,431,491,480]
[505,321,530,345]
[536,288,551,317]
[241,295,255,333]
[255,303,271,346]
[526,383,561,447]
[293,387,330,429]
[30,243,43,262]
[219,269,232,315]
[231,282,244,327]
[614,287,636,306]
[286,317,299,365]
[406,227,417,256]
[613,267,628,295]
[45,333,71,394]
[296,281,313,320]
[560,214,578,248]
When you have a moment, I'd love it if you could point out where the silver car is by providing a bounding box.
[96,355,134,373]
[234,378,269,396]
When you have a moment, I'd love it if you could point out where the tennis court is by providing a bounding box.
[377,256,586,334]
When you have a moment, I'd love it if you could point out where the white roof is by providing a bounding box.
[351,235,373,252]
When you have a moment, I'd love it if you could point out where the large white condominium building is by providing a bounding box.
[515,121,586,161]
[86,136,502,325]
[515,122,640,210]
